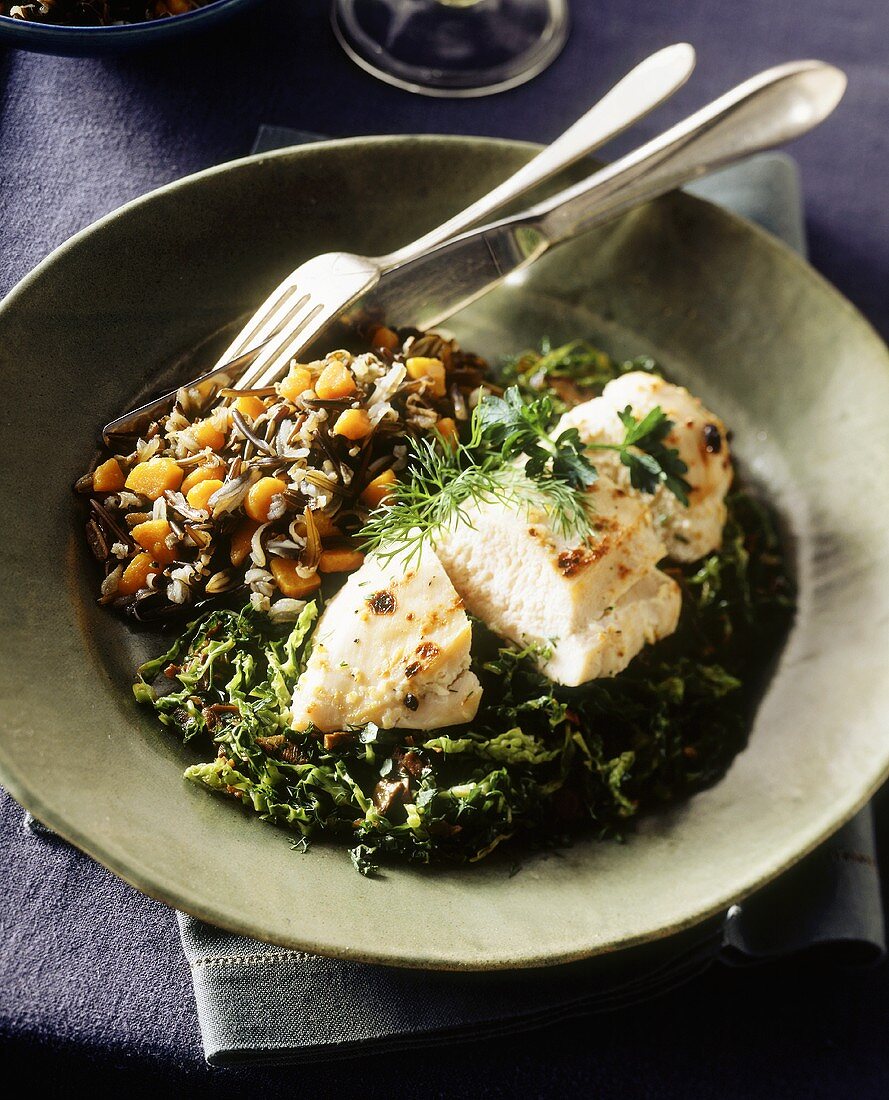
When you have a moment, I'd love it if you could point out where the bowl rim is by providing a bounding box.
[2,134,888,970]
[0,0,254,37]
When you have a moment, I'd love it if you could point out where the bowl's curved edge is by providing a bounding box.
[0,0,262,55]
[4,133,888,356]
[9,751,887,971]
[2,134,888,971]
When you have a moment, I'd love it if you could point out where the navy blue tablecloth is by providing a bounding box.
[1,1,888,1094]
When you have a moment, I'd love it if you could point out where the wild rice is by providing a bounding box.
[79,329,483,619]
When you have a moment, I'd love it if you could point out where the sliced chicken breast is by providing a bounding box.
[290,545,482,732]
[558,372,733,561]
[435,472,677,687]
[549,569,682,684]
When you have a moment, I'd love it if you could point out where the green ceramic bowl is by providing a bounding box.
[1,137,888,970]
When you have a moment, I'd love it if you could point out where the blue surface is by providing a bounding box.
[0,0,887,341]
[1,0,888,1093]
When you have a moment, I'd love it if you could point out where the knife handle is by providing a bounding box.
[529,60,845,247]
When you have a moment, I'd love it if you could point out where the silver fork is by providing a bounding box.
[103,42,696,443]
[239,58,845,394]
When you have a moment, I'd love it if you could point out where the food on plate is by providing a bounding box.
[77,332,483,622]
[1,0,209,23]
[434,471,681,686]
[84,330,792,872]
[557,373,732,561]
[290,543,482,731]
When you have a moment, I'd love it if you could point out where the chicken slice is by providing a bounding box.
[434,472,677,687]
[290,545,482,732]
[549,569,682,684]
[557,372,733,561]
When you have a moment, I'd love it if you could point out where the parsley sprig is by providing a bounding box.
[474,387,598,490]
[362,386,690,564]
[598,406,691,506]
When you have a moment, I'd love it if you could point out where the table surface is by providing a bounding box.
[2,0,888,1093]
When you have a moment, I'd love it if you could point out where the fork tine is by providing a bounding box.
[219,280,293,363]
[232,289,312,365]
[235,298,329,391]
[101,288,325,443]
[248,304,334,391]
[101,342,265,444]
[216,273,310,365]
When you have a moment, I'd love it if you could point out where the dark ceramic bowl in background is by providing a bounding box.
[0,0,265,55]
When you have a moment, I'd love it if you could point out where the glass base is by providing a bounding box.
[331,0,570,99]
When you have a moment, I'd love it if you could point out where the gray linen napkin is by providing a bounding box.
[25,144,885,1065]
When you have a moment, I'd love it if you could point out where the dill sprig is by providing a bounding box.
[361,387,690,565]
[360,433,590,567]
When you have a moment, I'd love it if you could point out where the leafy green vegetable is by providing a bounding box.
[423,728,566,766]
[496,338,660,412]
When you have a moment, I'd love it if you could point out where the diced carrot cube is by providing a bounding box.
[308,510,341,538]
[370,326,400,353]
[230,518,260,567]
[118,552,161,596]
[233,395,267,420]
[131,519,166,547]
[92,458,125,493]
[314,361,356,401]
[405,356,446,397]
[131,519,177,566]
[332,408,373,440]
[360,468,396,509]
[180,464,227,496]
[245,476,289,523]
[192,419,227,451]
[435,417,459,446]
[318,546,365,573]
[124,458,184,501]
[269,558,322,598]
[277,366,314,404]
[186,478,224,513]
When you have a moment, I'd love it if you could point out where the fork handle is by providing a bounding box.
[527,60,845,246]
[380,43,695,267]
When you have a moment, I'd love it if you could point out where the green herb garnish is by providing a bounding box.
[362,385,689,565]
[611,405,691,505]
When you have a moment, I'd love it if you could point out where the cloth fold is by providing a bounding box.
[21,142,886,1066]
[179,912,725,1066]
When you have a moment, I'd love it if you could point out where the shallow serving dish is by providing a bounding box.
[1,136,887,970]
[0,0,264,56]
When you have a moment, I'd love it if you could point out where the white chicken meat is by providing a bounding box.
[290,545,482,732]
[434,471,680,687]
[557,371,733,562]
